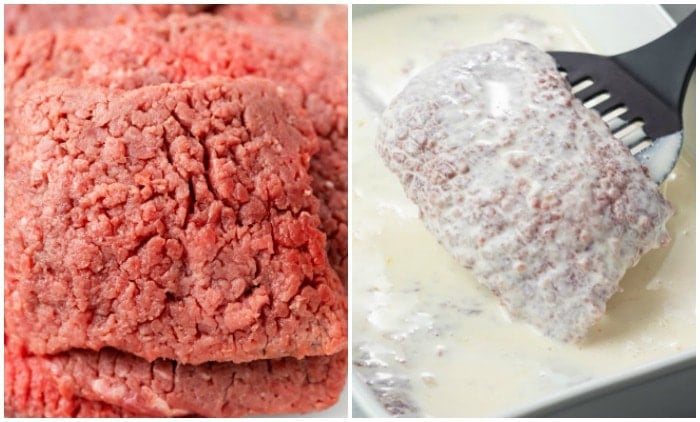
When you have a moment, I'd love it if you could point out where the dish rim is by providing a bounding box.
[351,3,696,418]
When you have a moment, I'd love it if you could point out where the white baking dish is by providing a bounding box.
[351,4,695,417]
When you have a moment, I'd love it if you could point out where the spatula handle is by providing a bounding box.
[613,11,695,111]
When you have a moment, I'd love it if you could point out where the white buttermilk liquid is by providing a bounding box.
[352,5,696,417]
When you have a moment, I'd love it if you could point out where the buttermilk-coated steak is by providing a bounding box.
[5,337,346,417]
[5,76,347,365]
[4,13,348,284]
[377,39,673,342]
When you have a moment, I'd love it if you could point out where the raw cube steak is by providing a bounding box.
[5,337,346,417]
[5,76,347,365]
[4,13,348,283]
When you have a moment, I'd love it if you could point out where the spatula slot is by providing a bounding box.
[571,78,594,94]
[613,119,646,147]
[583,91,610,109]
[630,138,654,155]
[602,105,629,122]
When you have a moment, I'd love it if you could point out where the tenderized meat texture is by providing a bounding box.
[5,337,346,417]
[5,76,347,365]
[4,13,348,284]
[4,338,135,417]
[378,40,673,342]
[4,4,207,35]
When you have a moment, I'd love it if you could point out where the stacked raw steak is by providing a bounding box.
[4,5,347,418]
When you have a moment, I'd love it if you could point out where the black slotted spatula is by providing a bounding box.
[549,11,695,183]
